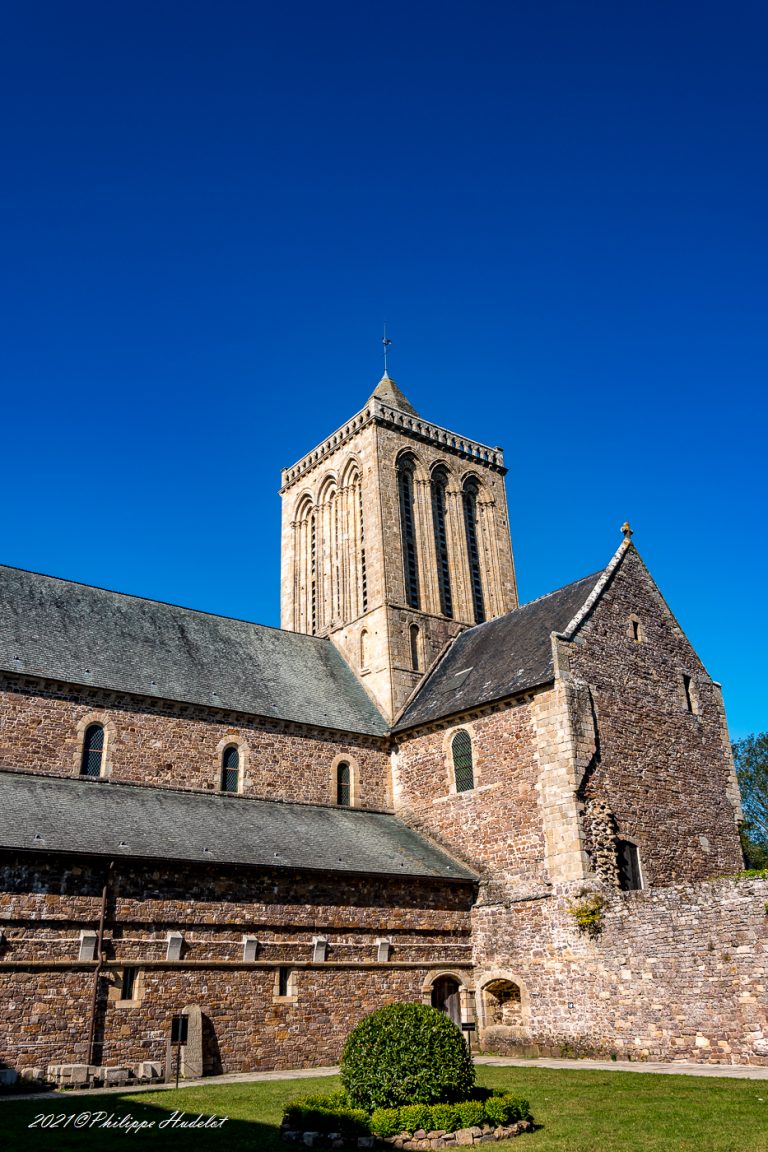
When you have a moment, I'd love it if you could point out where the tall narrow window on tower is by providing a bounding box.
[358,481,368,613]
[462,477,485,623]
[398,454,420,609]
[310,513,317,634]
[430,466,453,617]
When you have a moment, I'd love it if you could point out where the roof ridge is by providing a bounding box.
[0,562,329,644]
[455,570,604,641]
[556,541,631,640]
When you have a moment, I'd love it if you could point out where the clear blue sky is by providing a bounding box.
[1,1,765,737]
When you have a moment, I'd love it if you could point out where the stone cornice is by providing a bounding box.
[280,398,506,491]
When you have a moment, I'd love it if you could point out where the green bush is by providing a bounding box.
[484,1093,532,1126]
[340,1002,476,1111]
[369,1107,403,1138]
[455,1100,485,1128]
[430,1103,460,1131]
[398,1104,433,1134]
[283,1092,370,1137]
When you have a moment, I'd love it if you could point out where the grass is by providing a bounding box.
[0,1066,766,1152]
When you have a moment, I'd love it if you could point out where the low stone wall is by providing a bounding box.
[473,876,768,1065]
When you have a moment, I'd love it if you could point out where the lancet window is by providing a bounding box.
[398,454,420,609]
[431,466,453,617]
[462,477,485,624]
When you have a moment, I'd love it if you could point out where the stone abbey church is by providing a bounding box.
[1,373,766,1081]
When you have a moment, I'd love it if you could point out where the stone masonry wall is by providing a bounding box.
[0,674,391,809]
[563,546,743,884]
[472,876,768,1065]
[392,701,546,895]
[0,854,475,1074]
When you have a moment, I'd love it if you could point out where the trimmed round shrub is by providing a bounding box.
[340,1002,476,1111]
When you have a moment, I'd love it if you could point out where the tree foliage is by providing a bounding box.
[733,732,768,869]
[340,1002,475,1112]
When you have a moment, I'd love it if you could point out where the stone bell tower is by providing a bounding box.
[280,374,518,721]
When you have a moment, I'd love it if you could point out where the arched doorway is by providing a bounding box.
[431,975,462,1026]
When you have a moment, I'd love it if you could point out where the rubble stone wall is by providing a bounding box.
[0,674,391,809]
[473,876,768,1065]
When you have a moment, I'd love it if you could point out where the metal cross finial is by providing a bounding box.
[621,521,634,541]
[382,322,392,375]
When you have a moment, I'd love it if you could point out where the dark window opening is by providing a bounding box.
[462,478,485,623]
[80,724,105,777]
[336,761,351,806]
[431,975,462,1025]
[452,730,474,792]
[617,839,642,891]
[683,674,696,713]
[358,485,368,613]
[121,966,137,1000]
[431,468,453,617]
[278,966,291,997]
[410,624,421,671]
[398,457,420,609]
[310,514,317,634]
[221,746,240,793]
[632,620,640,642]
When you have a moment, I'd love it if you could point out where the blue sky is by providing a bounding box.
[1,1,765,737]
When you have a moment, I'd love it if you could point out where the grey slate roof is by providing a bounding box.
[0,772,477,880]
[0,565,388,736]
[395,573,602,731]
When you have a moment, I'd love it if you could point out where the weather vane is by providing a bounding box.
[382,322,392,375]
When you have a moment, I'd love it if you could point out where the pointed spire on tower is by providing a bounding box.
[369,374,420,417]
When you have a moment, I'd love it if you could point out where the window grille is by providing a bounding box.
[431,468,453,617]
[452,730,475,792]
[398,457,420,609]
[80,724,105,777]
[462,479,485,623]
[221,746,240,793]
[336,761,351,806]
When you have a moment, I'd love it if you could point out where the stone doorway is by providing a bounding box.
[431,975,462,1025]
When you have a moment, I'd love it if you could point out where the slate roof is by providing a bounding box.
[0,565,388,736]
[395,572,602,731]
[0,771,477,880]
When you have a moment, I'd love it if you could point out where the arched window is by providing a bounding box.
[336,761,351,806]
[409,623,421,671]
[397,455,420,609]
[80,724,105,777]
[221,746,240,793]
[452,730,474,792]
[358,479,368,613]
[431,467,453,617]
[462,477,485,624]
[360,628,369,668]
[310,513,317,635]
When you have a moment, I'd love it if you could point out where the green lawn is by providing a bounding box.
[0,1067,765,1152]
